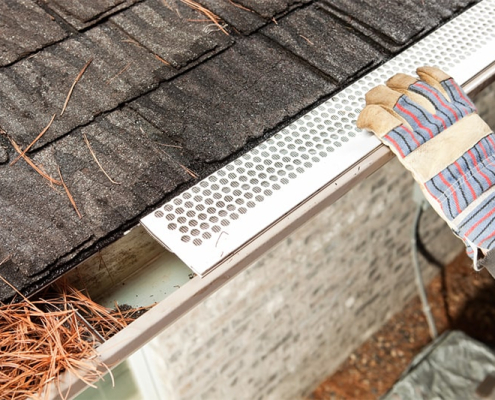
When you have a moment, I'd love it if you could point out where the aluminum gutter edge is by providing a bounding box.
[50,1,495,397]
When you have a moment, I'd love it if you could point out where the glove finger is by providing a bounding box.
[387,73,436,114]
[386,73,417,92]
[416,66,452,100]
[418,66,476,113]
[365,84,401,107]
[415,68,472,125]
[364,85,411,126]
[368,84,445,139]
[357,104,402,137]
[417,66,451,81]
[358,105,422,159]
[389,70,461,128]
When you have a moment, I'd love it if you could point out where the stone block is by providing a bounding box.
[320,0,429,46]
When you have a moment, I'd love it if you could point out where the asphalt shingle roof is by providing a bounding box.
[0,0,479,300]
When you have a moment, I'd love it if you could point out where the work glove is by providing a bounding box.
[357,66,495,272]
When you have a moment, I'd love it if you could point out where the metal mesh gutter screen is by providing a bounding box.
[142,0,495,276]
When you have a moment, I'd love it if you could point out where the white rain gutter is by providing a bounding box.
[50,0,495,397]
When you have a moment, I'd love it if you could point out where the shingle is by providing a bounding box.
[49,109,192,237]
[321,0,428,46]
[0,257,31,300]
[314,3,399,53]
[0,108,191,285]
[262,4,385,83]
[320,0,479,51]
[130,35,336,163]
[111,0,233,69]
[0,159,95,279]
[0,23,172,151]
[0,0,67,67]
[50,0,124,22]
[0,150,7,164]
[45,0,138,30]
[195,0,266,35]
[234,0,311,19]
[404,0,478,20]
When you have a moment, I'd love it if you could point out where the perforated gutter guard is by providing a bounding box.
[142,0,495,277]
[51,1,495,398]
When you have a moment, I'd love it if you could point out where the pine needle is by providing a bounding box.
[155,142,183,149]
[0,271,31,304]
[154,54,171,66]
[106,62,132,85]
[121,39,145,49]
[161,0,176,11]
[57,166,82,219]
[180,0,228,35]
[61,58,93,116]
[180,163,198,178]
[227,0,253,12]
[152,140,198,179]
[11,114,56,166]
[82,134,120,185]
[9,138,62,186]
[0,300,102,399]
[300,35,314,45]
[0,254,10,267]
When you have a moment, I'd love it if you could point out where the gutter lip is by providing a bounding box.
[464,60,495,98]
[49,0,495,397]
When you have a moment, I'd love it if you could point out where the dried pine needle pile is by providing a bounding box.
[0,281,150,399]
